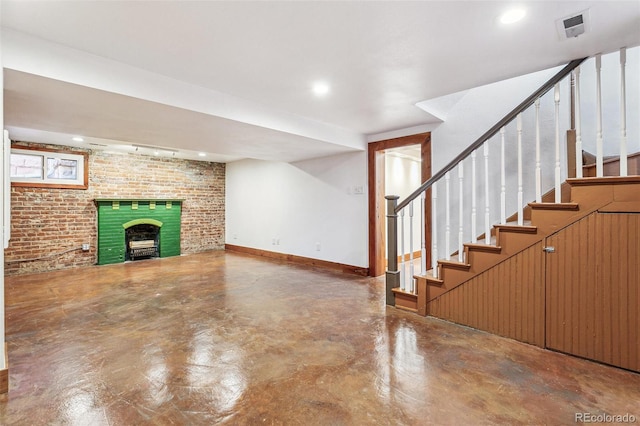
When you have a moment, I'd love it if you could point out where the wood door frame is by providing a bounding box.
[368,133,432,277]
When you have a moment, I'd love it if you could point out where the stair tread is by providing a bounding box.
[568,176,640,186]
[494,221,537,233]
[529,202,579,210]
[415,270,444,285]
[391,287,417,296]
[438,259,471,269]
[464,240,501,252]
[415,269,439,278]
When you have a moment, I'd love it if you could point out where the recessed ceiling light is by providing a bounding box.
[198,152,206,157]
[499,8,526,24]
[312,81,330,97]
[153,150,160,156]
[72,136,84,142]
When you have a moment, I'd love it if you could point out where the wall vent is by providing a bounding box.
[556,9,590,39]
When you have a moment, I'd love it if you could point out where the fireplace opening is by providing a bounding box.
[125,224,160,261]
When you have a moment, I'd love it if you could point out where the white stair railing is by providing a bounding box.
[431,184,438,278]
[445,172,451,261]
[420,193,427,275]
[483,142,490,245]
[457,162,464,262]
[408,201,415,293]
[385,47,637,302]
[535,99,542,202]
[471,151,477,244]
[575,66,583,178]
[399,209,406,291]
[595,54,604,177]
[517,113,524,224]
[500,127,506,224]
[620,47,627,177]
[554,84,562,202]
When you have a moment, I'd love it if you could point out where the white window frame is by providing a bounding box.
[10,147,88,189]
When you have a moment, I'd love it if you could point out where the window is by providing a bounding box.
[10,147,88,189]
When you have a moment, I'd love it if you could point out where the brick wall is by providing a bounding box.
[5,142,225,275]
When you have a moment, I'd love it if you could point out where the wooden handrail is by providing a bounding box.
[395,57,587,213]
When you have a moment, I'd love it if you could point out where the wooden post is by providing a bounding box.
[385,195,400,305]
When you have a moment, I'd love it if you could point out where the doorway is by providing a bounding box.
[367,133,431,277]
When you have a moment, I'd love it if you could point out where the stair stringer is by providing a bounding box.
[415,176,640,318]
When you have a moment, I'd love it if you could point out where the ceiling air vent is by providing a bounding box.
[556,9,590,39]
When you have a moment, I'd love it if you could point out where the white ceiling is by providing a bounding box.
[2,1,639,163]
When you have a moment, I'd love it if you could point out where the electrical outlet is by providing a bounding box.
[82,243,90,251]
[353,185,364,195]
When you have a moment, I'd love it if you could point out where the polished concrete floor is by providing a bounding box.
[1,251,638,425]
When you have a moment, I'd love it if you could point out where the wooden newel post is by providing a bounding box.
[385,195,400,306]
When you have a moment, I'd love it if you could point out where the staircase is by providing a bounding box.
[385,47,640,373]
[419,173,640,311]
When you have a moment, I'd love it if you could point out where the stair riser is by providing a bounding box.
[494,231,539,257]
[394,291,418,312]
[568,184,616,206]
[613,182,640,202]
[529,210,583,234]
[464,249,509,274]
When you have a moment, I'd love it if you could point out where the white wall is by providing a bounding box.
[225,151,368,267]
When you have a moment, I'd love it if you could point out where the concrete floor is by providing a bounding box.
[1,251,638,425]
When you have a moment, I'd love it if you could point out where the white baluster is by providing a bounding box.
[471,150,477,243]
[554,83,561,202]
[420,192,426,275]
[500,127,506,224]
[445,171,451,260]
[575,67,583,178]
[409,201,415,293]
[620,47,627,177]
[400,209,405,291]
[596,54,604,177]
[458,162,465,262]
[517,114,523,225]
[484,142,490,245]
[432,183,439,278]
[535,98,542,202]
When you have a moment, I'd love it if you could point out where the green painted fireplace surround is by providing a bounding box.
[96,199,182,265]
